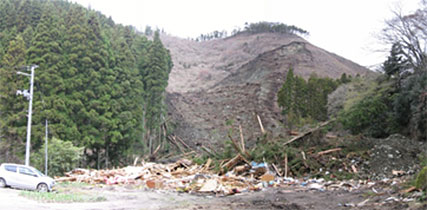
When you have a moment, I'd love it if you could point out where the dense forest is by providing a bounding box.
[196,21,308,42]
[0,0,172,169]
[277,69,350,128]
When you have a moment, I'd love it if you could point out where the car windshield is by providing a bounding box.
[31,168,45,177]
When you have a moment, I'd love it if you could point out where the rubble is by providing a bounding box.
[55,158,425,202]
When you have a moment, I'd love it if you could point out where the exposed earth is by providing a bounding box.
[161,32,374,148]
[1,178,425,210]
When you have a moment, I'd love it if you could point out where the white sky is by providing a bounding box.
[72,0,421,68]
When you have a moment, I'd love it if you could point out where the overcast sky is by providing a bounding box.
[72,0,420,68]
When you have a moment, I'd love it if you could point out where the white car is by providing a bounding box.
[0,163,55,192]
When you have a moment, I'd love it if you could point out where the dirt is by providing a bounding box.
[162,32,373,149]
[364,134,425,180]
[1,180,425,210]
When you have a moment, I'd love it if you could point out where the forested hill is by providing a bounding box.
[0,0,172,168]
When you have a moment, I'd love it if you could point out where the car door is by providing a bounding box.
[17,166,39,190]
[2,165,19,187]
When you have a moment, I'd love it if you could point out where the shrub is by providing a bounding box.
[415,166,427,191]
[31,137,83,176]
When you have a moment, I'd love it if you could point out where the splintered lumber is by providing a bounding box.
[256,114,266,134]
[239,125,245,153]
[272,163,282,177]
[351,165,358,173]
[151,144,161,157]
[283,120,334,146]
[234,165,249,174]
[317,148,342,156]
[228,132,251,159]
[400,186,418,194]
[133,157,139,166]
[301,151,306,160]
[175,135,191,150]
[167,135,184,152]
[203,158,212,171]
[223,154,244,170]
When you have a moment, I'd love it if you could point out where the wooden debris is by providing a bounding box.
[55,157,271,196]
[392,170,406,176]
[228,133,251,159]
[239,125,245,153]
[203,158,212,171]
[272,163,282,177]
[289,130,299,136]
[301,151,306,160]
[223,154,243,170]
[199,179,218,192]
[146,180,163,189]
[234,165,249,174]
[256,114,265,134]
[260,173,275,182]
[351,165,358,173]
[317,148,342,156]
[400,186,418,194]
[133,157,139,166]
[175,135,191,150]
[283,120,333,146]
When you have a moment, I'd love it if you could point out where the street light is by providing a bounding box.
[16,65,38,166]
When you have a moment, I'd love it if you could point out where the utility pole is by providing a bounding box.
[45,119,48,175]
[16,65,38,166]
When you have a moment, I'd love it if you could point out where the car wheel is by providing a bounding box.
[0,178,6,188]
[37,183,48,192]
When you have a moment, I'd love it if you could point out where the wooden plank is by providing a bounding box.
[257,114,265,134]
[317,148,342,156]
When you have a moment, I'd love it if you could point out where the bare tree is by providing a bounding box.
[381,0,427,72]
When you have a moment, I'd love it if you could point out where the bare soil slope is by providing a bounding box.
[162,33,372,148]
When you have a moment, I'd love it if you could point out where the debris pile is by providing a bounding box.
[55,157,425,204]
[56,158,278,195]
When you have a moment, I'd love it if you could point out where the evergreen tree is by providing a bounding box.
[0,0,174,166]
[0,35,28,163]
[27,4,65,149]
[278,70,339,127]
[142,31,172,153]
[277,68,294,115]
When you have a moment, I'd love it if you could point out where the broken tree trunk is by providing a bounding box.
[239,125,245,153]
[167,135,184,153]
[283,120,334,146]
[228,133,251,159]
[175,135,191,150]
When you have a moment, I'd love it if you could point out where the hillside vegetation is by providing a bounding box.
[0,0,172,169]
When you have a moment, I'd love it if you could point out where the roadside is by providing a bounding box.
[1,177,425,210]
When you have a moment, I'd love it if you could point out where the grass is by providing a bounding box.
[56,181,91,188]
[19,182,106,203]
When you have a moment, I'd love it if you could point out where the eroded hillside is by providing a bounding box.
[162,33,372,148]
